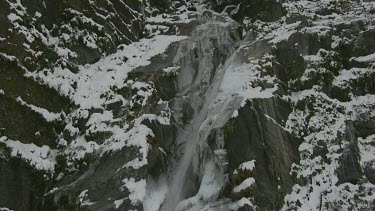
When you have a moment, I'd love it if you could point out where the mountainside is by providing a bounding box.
[0,0,375,211]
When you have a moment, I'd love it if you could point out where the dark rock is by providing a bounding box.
[224,97,301,210]
[49,146,145,211]
[337,122,363,185]
[364,162,375,184]
[142,119,177,152]
[0,95,60,147]
[0,155,51,211]
[0,58,70,113]
[149,0,173,13]
[238,204,256,211]
[208,0,285,23]
[312,143,329,159]
[85,131,113,145]
[354,118,375,138]
[142,119,177,178]
[353,28,375,57]
[273,33,307,81]
[286,14,309,25]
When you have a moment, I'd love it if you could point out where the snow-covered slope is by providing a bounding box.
[1,0,375,211]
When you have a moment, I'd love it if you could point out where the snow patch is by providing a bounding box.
[0,137,57,172]
[233,178,256,193]
[121,178,147,204]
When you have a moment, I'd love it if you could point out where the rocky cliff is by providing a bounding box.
[1,0,375,211]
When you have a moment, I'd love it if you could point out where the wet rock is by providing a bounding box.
[174,17,242,93]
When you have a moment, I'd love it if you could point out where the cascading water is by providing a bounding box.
[147,13,244,211]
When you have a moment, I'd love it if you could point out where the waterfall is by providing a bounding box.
[146,13,244,211]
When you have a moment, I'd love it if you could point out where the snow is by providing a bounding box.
[0,208,13,211]
[78,190,96,206]
[34,11,42,18]
[7,13,22,22]
[1,0,374,209]
[18,34,186,173]
[354,52,375,63]
[102,121,153,169]
[229,197,256,210]
[121,178,147,205]
[114,198,126,209]
[284,89,375,209]
[236,160,256,172]
[220,61,278,106]
[267,21,300,44]
[0,52,17,61]
[16,97,62,122]
[28,35,187,109]
[146,6,195,24]
[163,66,179,73]
[231,110,239,118]
[64,136,99,161]
[358,134,375,165]
[86,111,115,134]
[333,68,374,88]
[0,137,57,172]
[233,178,255,193]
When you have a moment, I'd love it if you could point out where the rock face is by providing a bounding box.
[208,0,285,23]
[224,98,301,210]
[1,0,375,211]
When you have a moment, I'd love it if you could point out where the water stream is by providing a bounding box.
[155,15,244,211]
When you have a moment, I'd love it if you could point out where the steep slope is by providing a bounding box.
[1,0,375,211]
